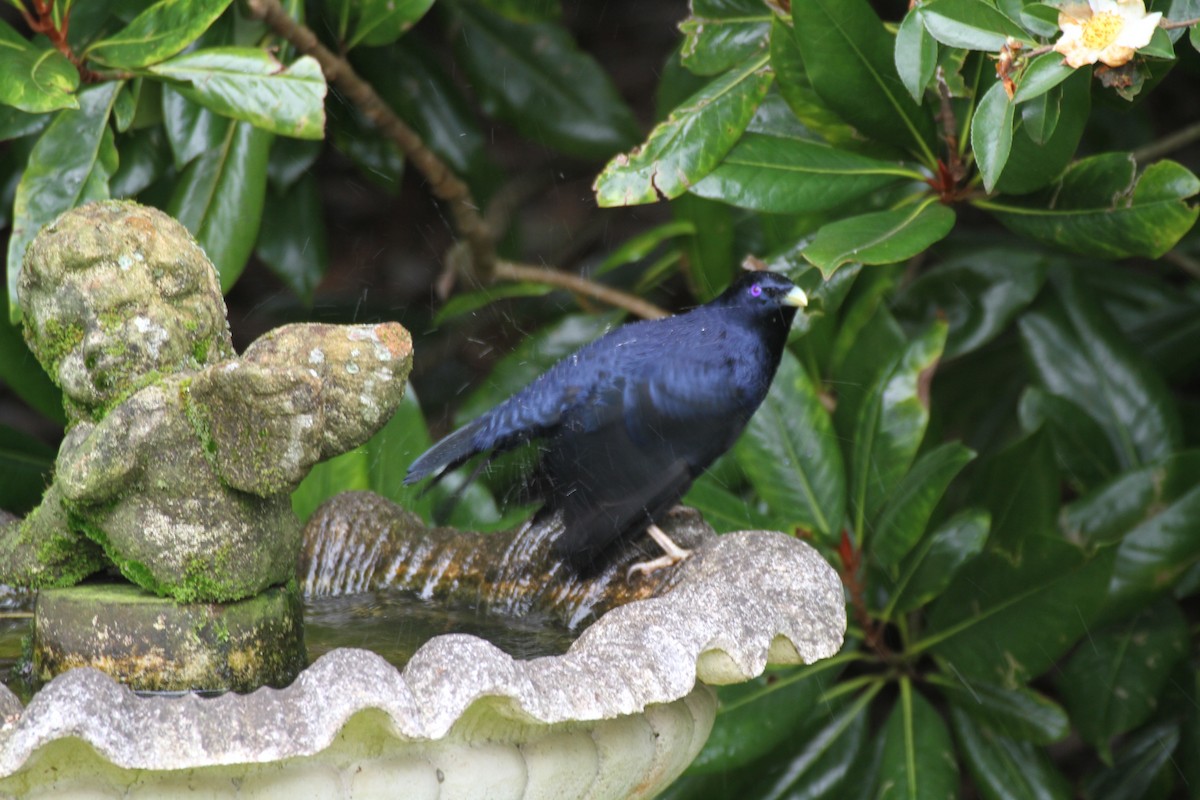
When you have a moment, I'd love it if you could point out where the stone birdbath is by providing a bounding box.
[0,201,847,798]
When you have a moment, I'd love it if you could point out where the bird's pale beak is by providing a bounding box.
[783,287,809,308]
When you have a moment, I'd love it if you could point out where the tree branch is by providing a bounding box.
[244,0,667,321]
[495,261,668,319]
[1132,120,1200,163]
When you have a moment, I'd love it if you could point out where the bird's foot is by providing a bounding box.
[626,524,692,580]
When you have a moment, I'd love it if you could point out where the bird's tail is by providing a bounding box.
[404,420,485,486]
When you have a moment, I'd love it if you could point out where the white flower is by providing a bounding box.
[1054,0,1162,69]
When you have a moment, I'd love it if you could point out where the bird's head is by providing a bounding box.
[717,271,808,319]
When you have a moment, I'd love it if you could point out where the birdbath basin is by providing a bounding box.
[0,502,846,799]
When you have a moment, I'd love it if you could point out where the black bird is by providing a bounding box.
[405,270,808,576]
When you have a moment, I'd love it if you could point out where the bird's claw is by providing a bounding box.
[626,523,693,580]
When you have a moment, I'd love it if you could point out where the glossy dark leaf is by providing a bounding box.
[743,689,872,800]
[349,0,433,47]
[1108,477,1200,619]
[933,675,1068,745]
[870,442,975,568]
[878,681,958,800]
[803,202,956,278]
[0,19,79,113]
[921,535,1115,684]
[950,707,1072,800]
[849,321,947,537]
[595,54,771,206]
[1058,599,1189,749]
[150,48,326,139]
[265,136,322,192]
[255,175,327,304]
[919,0,1031,50]
[891,245,1047,359]
[1012,52,1073,103]
[1082,721,1181,800]
[329,108,405,194]
[110,127,171,198]
[453,1,639,160]
[967,428,1057,559]
[353,42,488,179]
[0,304,63,423]
[167,120,271,291]
[161,84,229,169]
[7,82,120,321]
[1018,270,1182,470]
[0,106,52,140]
[682,473,773,534]
[736,350,846,545]
[1018,387,1120,493]
[672,194,736,302]
[689,133,918,214]
[686,662,840,775]
[0,424,56,515]
[85,0,233,67]
[769,17,861,150]
[895,9,938,102]
[995,69,1090,195]
[679,0,771,76]
[882,508,989,617]
[971,79,1014,193]
[791,0,937,162]
[982,153,1200,257]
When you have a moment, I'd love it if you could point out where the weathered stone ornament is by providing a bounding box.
[0,200,412,603]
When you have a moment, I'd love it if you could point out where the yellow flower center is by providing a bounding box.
[1081,12,1124,50]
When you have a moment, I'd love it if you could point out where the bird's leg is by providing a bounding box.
[626,524,693,579]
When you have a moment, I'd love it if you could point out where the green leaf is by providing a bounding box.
[161,84,229,169]
[255,175,327,304]
[452,1,639,160]
[167,120,271,292]
[742,687,873,799]
[1191,21,1200,54]
[769,17,861,150]
[791,0,937,163]
[804,200,955,280]
[433,283,555,325]
[981,153,1200,258]
[894,9,938,102]
[0,20,79,113]
[971,79,1015,193]
[933,675,1068,745]
[266,136,322,192]
[349,0,433,48]
[919,0,1032,50]
[1019,83,1060,146]
[871,442,975,568]
[892,245,1047,359]
[1012,52,1073,103]
[878,681,958,800]
[594,53,771,206]
[1018,3,1061,38]
[830,282,906,447]
[149,49,327,140]
[1108,479,1200,619]
[1082,721,1181,800]
[329,108,405,194]
[85,0,233,68]
[672,194,736,302]
[1018,270,1182,470]
[352,42,488,179]
[1058,600,1189,750]
[678,0,771,76]
[968,428,1058,559]
[735,351,846,545]
[594,220,695,276]
[949,707,1073,800]
[1018,388,1120,493]
[686,663,839,775]
[883,508,989,617]
[849,321,947,541]
[682,473,773,534]
[689,133,918,214]
[996,69,1090,195]
[7,82,120,322]
[0,105,52,140]
[111,126,172,197]
[920,536,1115,685]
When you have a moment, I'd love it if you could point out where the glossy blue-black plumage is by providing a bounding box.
[405,271,805,570]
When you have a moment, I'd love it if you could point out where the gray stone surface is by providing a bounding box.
[0,528,845,785]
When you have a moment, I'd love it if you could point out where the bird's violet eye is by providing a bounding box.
[750,284,763,298]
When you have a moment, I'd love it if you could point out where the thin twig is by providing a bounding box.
[244,0,496,282]
[1131,120,1200,163]
[1163,250,1200,281]
[1161,16,1200,30]
[495,260,669,319]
